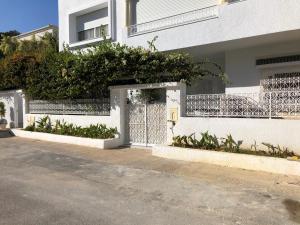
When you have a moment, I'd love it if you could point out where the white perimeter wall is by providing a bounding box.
[0,90,23,128]
[174,117,300,155]
[23,89,125,141]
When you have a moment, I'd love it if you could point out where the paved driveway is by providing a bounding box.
[0,136,300,225]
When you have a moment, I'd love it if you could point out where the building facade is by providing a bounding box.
[35,0,300,150]
[16,24,58,41]
[59,0,300,94]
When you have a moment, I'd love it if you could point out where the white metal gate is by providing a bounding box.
[126,101,167,146]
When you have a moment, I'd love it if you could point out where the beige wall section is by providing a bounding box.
[131,0,218,24]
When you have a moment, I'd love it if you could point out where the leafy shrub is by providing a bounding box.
[0,53,38,91]
[172,132,297,158]
[35,116,52,133]
[262,143,295,158]
[24,116,117,139]
[173,132,220,150]
[0,35,224,100]
[221,134,243,153]
[24,123,35,132]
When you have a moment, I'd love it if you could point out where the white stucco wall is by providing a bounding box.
[186,53,226,94]
[173,117,300,155]
[59,0,126,50]
[0,90,23,128]
[225,40,300,93]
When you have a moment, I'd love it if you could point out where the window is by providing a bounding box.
[256,55,300,66]
[76,7,109,43]
[78,25,109,42]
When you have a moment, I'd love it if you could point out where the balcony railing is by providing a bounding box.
[186,91,300,119]
[128,5,219,36]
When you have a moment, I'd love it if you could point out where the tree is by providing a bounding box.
[0,30,20,41]
[0,36,19,56]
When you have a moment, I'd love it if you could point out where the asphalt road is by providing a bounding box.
[0,136,300,225]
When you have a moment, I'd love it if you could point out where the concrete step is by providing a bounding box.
[0,130,14,138]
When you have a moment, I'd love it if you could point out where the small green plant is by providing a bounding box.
[262,143,295,158]
[173,131,220,150]
[35,116,52,133]
[221,134,243,153]
[0,102,5,118]
[24,123,35,132]
[172,132,298,159]
[251,141,259,152]
[199,131,220,150]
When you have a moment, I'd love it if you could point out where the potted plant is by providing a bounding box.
[0,102,7,129]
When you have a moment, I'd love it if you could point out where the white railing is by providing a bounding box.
[186,91,300,119]
[28,99,110,116]
[261,75,300,92]
[128,5,219,36]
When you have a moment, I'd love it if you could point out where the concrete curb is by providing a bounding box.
[11,129,121,149]
[152,145,300,176]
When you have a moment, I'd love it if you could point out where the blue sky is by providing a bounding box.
[0,0,58,33]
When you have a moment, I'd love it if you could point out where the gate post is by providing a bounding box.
[110,88,127,145]
[166,82,186,145]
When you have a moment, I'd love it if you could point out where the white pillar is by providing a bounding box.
[14,90,24,128]
[110,88,127,145]
[166,82,186,145]
[22,94,30,128]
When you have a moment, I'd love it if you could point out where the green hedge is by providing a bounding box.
[0,36,224,100]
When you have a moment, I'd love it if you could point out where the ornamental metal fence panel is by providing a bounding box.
[186,91,300,119]
[28,99,110,116]
[260,74,300,92]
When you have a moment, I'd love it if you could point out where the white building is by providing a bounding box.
[36,0,300,150]
[16,24,58,41]
[59,0,300,94]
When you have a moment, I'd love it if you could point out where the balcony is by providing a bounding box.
[127,5,219,37]
[69,25,110,49]
[124,0,300,52]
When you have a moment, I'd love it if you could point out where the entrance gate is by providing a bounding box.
[126,89,167,146]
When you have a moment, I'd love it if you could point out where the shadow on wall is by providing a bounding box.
[10,107,15,128]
